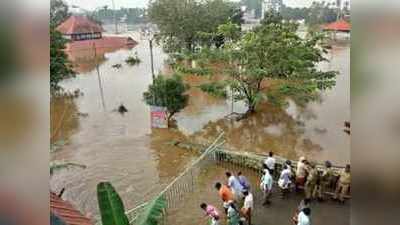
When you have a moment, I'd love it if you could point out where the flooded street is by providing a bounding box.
[50,28,349,220]
[185,44,350,164]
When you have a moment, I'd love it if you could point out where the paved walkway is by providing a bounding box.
[164,162,350,225]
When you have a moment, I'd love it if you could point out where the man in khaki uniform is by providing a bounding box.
[334,164,351,203]
[315,161,334,200]
[304,162,319,199]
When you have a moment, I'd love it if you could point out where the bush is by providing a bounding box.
[176,65,211,76]
[125,55,141,65]
[199,82,227,98]
[143,74,189,122]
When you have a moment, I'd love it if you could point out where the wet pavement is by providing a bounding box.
[165,161,350,225]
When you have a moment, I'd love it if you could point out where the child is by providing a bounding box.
[200,203,220,225]
[227,201,242,225]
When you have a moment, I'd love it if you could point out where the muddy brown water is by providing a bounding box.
[50,30,349,222]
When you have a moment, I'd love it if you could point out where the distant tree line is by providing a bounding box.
[149,0,243,53]
[240,0,350,25]
[89,7,146,25]
[280,1,350,26]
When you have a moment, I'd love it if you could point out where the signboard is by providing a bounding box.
[150,106,168,128]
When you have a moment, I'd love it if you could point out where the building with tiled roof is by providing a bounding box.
[323,20,351,32]
[50,192,94,225]
[57,15,104,41]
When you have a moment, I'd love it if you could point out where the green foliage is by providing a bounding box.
[50,0,71,26]
[217,21,241,43]
[280,1,339,26]
[125,54,141,66]
[199,82,227,98]
[50,25,75,92]
[176,65,211,76]
[136,195,167,225]
[201,14,337,113]
[97,182,129,225]
[89,7,146,25]
[143,75,189,121]
[241,0,263,18]
[149,0,241,52]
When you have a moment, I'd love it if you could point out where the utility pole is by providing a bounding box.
[93,43,106,110]
[149,39,155,82]
[111,0,118,34]
[141,24,156,84]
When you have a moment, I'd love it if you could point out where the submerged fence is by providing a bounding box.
[126,136,349,225]
[126,133,226,224]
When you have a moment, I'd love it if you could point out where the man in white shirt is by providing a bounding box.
[296,208,311,225]
[260,167,273,205]
[295,157,308,191]
[226,172,244,200]
[263,152,276,176]
[241,190,253,225]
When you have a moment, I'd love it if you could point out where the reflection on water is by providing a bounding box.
[181,45,350,165]
[50,29,349,220]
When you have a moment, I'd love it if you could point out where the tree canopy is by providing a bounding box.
[197,13,337,113]
[50,0,75,92]
[148,0,241,53]
[143,75,189,122]
[50,0,71,26]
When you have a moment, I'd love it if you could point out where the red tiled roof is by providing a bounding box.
[323,20,351,32]
[65,36,138,51]
[50,192,94,225]
[57,16,104,35]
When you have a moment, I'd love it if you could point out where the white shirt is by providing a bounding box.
[278,168,292,189]
[264,157,276,170]
[228,176,244,193]
[243,193,254,210]
[297,211,310,225]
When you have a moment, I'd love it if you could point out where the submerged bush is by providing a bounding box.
[125,55,141,66]
[176,65,211,76]
[199,82,227,98]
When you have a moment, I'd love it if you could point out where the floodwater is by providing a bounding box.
[50,28,349,221]
[179,43,350,165]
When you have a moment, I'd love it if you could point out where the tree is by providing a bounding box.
[50,0,71,26]
[50,25,75,92]
[305,1,337,26]
[148,0,240,53]
[241,0,263,18]
[143,75,189,123]
[200,15,337,114]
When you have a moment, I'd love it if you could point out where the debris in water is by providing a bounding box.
[112,63,122,69]
[118,104,128,114]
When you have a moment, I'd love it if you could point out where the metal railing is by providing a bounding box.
[126,133,225,224]
[126,136,348,225]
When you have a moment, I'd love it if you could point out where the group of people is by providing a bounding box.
[200,152,351,225]
[200,171,253,225]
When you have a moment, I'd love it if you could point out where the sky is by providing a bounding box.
[65,0,330,11]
